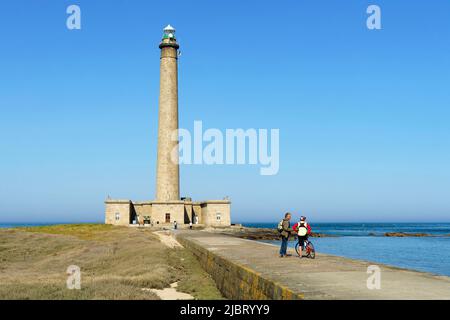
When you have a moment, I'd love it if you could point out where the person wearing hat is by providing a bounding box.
[294,216,312,258]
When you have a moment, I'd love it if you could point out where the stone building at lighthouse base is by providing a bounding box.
[105,199,231,227]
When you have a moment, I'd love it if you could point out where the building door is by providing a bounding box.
[165,213,170,223]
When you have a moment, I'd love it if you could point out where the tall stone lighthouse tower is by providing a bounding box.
[104,25,231,227]
[155,25,180,201]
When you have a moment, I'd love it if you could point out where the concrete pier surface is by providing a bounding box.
[176,231,450,300]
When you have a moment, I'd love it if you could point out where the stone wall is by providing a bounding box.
[184,203,193,224]
[177,235,303,300]
[104,200,131,226]
[133,202,152,224]
[201,201,231,227]
[192,204,202,224]
[151,201,185,226]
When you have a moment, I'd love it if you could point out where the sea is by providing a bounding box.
[242,222,450,277]
[0,222,97,228]
[1,222,450,277]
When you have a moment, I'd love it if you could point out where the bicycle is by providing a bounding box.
[295,238,316,259]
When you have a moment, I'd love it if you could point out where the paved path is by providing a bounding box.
[177,231,450,299]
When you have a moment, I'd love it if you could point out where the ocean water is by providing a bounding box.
[242,222,450,277]
[0,222,98,228]
[243,222,450,236]
[0,223,59,228]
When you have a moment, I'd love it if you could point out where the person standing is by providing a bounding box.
[174,221,178,230]
[278,212,293,257]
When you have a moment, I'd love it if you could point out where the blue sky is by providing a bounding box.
[0,0,449,223]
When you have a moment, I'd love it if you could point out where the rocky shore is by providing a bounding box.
[216,227,336,241]
[212,227,450,240]
[383,232,450,237]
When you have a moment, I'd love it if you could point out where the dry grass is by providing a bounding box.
[18,223,116,240]
[0,224,223,300]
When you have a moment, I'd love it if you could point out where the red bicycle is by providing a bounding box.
[295,239,316,259]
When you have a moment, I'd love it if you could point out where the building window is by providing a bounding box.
[115,212,120,221]
[216,213,221,221]
[165,213,171,223]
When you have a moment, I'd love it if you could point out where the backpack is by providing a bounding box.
[297,222,307,236]
[277,220,284,233]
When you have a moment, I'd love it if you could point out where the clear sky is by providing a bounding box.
[1,0,449,223]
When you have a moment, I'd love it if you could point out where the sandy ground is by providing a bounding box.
[154,230,183,248]
[144,282,194,300]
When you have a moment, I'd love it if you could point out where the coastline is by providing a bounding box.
[1,223,449,299]
[2,223,450,278]
[212,225,450,277]
[257,239,447,279]
[176,230,450,300]
[217,226,450,240]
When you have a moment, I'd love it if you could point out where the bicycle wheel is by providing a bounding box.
[307,242,316,259]
[295,242,301,256]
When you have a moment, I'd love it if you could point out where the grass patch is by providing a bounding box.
[0,225,223,300]
[18,224,117,240]
[170,248,224,299]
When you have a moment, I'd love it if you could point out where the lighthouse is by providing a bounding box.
[104,25,231,227]
[155,25,180,201]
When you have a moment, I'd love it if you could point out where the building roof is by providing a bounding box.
[164,24,175,32]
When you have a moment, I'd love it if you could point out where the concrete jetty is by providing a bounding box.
[176,231,450,300]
